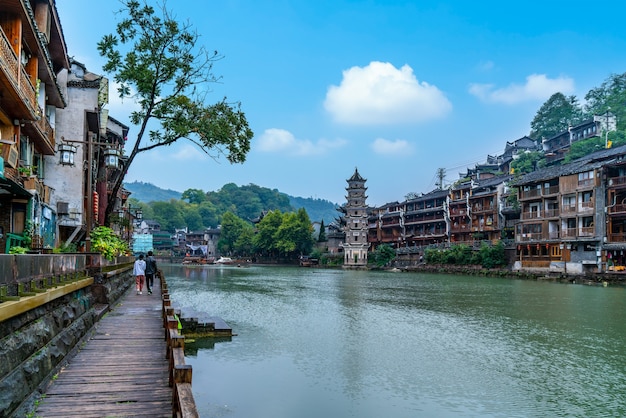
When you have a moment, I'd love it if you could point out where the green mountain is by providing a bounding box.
[124,182,340,225]
[124,181,182,202]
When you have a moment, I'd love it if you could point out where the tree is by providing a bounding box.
[530,93,584,141]
[253,210,283,257]
[318,219,327,242]
[370,244,396,267]
[510,151,544,175]
[181,188,207,204]
[584,72,626,128]
[151,200,185,231]
[218,212,249,255]
[98,0,253,224]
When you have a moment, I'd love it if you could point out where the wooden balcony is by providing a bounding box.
[519,189,541,201]
[578,201,594,212]
[517,232,544,242]
[561,228,577,239]
[608,203,626,215]
[608,233,626,242]
[521,211,542,220]
[0,28,38,119]
[607,176,626,188]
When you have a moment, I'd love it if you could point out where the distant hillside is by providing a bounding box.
[124,181,182,202]
[124,182,339,225]
[289,196,339,224]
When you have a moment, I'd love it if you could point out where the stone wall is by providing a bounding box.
[0,265,133,417]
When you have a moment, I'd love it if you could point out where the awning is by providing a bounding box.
[0,177,33,198]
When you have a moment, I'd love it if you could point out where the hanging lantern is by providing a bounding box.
[58,143,77,166]
[104,148,121,168]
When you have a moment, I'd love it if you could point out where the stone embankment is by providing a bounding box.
[393,262,626,285]
[0,254,134,417]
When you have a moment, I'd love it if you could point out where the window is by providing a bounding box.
[578,171,594,182]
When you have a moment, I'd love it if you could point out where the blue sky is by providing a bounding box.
[55,1,626,206]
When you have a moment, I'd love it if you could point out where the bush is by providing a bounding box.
[90,226,129,260]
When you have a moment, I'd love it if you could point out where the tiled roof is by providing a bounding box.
[511,144,626,186]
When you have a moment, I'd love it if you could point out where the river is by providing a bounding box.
[160,264,626,418]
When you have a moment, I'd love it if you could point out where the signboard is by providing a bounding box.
[7,145,18,168]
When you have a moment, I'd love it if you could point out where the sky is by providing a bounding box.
[55,0,626,206]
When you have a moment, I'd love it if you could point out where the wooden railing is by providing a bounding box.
[160,273,199,418]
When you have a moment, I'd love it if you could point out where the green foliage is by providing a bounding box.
[564,137,605,162]
[151,200,186,232]
[90,226,129,260]
[123,181,181,202]
[253,210,284,256]
[9,246,28,254]
[98,0,253,222]
[510,151,544,175]
[318,219,327,242]
[124,181,339,232]
[530,92,584,140]
[53,242,78,253]
[424,242,506,269]
[478,241,506,269]
[218,212,251,255]
[181,188,207,204]
[584,72,626,130]
[289,196,339,224]
[369,244,396,267]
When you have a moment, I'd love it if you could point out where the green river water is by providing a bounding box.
[161,264,626,418]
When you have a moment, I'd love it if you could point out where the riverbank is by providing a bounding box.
[395,263,626,286]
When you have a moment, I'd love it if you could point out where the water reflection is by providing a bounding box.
[163,264,626,418]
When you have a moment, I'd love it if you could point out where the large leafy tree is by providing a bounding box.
[217,212,249,255]
[98,0,253,224]
[253,210,284,257]
[530,93,584,141]
[181,188,207,204]
[584,72,626,131]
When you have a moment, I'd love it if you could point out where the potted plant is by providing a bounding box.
[18,166,31,177]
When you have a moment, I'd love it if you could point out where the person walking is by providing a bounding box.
[145,250,157,295]
[134,254,146,295]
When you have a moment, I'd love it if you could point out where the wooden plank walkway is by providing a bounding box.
[35,278,173,418]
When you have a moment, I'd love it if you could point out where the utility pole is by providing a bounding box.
[435,168,446,190]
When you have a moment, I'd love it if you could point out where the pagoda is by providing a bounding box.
[340,168,370,268]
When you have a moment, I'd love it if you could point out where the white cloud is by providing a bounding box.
[469,73,575,104]
[371,138,413,156]
[324,61,452,125]
[257,128,347,156]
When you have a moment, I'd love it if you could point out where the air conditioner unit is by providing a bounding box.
[57,201,69,215]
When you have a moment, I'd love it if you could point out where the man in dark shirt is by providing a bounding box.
[145,250,157,295]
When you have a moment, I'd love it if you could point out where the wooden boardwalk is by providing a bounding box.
[35,278,173,418]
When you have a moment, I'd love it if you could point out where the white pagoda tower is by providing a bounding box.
[341,168,370,268]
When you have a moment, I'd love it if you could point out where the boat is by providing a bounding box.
[215,257,234,264]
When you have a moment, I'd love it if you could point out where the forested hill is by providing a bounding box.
[124,181,339,225]
[124,181,182,202]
